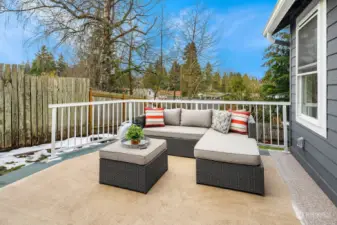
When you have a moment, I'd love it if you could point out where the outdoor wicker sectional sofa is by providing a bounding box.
[135,108,264,195]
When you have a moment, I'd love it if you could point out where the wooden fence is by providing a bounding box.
[0,64,90,151]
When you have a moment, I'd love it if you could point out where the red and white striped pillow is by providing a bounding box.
[145,107,165,127]
[229,111,251,134]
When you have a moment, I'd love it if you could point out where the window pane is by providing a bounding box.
[298,15,317,73]
[301,73,317,118]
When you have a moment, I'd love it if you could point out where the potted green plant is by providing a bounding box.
[125,124,144,145]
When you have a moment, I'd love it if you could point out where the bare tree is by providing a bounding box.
[0,0,157,90]
[172,3,218,64]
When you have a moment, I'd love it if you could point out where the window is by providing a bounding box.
[296,0,326,137]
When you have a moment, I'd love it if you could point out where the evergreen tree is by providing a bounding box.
[181,42,202,98]
[212,71,221,91]
[203,62,213,91]
[261,32,290,101]
[221,72,229,93]
[143,57,168,99]
[24,61,31,74]
[30,45,56,76]
[56,54,67,77]
[169,61,181,99]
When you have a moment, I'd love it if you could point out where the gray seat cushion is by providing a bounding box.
[99,138,166,165]
[143,125,208,140]
[194,129,261,166]
[164,108,181,125]
[180,109,212,128]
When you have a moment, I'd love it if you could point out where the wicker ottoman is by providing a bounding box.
[99,138,168,194]
[194,129,264,195]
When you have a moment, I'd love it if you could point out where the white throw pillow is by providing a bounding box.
[118,122,132,139]
[211,110,232,134]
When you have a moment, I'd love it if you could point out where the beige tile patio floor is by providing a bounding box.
[0,152,300,225]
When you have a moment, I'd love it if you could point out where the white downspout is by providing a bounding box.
[266,32,290,47]
[267,32,276,44]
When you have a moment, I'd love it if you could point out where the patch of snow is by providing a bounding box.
[0,134,116,169]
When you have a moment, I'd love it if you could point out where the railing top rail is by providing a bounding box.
[130,99,291,106]
[49,99,290,108]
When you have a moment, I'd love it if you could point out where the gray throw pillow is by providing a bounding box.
[180,109,212,128]
[164,108,181,125]
[211,110,232,134]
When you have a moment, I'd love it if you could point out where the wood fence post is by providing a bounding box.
[89,88,93,135]
[122,94,126,122]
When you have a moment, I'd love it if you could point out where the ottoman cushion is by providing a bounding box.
[100,138,167,165]
[194,129,261,166]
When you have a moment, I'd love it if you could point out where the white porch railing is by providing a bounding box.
[49,100,291,158]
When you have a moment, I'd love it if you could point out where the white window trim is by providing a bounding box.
[295,0,327,138]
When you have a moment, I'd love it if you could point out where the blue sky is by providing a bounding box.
[0,0,276,79]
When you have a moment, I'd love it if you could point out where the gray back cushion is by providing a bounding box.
[180,109,212,128]
[164,108,181,125]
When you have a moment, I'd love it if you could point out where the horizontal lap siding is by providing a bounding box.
[290,0,337,206]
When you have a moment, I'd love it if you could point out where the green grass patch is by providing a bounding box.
[0,165,25,176]
[5,161,16,164]
[259,145,284,151]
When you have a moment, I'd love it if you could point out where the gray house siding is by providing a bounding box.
[290,0,337,206]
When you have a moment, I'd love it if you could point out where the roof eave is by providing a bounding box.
[263,0,296,37]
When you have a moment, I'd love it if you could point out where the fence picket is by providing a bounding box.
[0,75,4,148]
[11,65,18,148]
[30,76,37,145]
[4,65,12,149]
[18,66,25,146]
[24,75,31,146]
[37,77,43,144]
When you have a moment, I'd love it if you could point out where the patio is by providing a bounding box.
[0,150,300,225]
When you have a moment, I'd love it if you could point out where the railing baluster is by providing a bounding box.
[107,103,110,137]
[269,105,272,145]
[283,105,288,152]
[262,105,265,144]
[86,105,89,144]
[51,108,57,158]
[113,103,115,135]
[102,104,105,138]
[68,107,70,148]
[92,105,95,139]
[80,106,83,145]
[74,106,77,147]
[60,108,63,147]
[277,105,280,146]
[256,105,259,143]
[125,102,127,122]
[129,102,133,123]
[97,105,100,139]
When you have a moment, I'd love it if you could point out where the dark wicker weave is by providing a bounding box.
[146,135,197,158]
[196,158,264,195]
[99,149,168,193]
